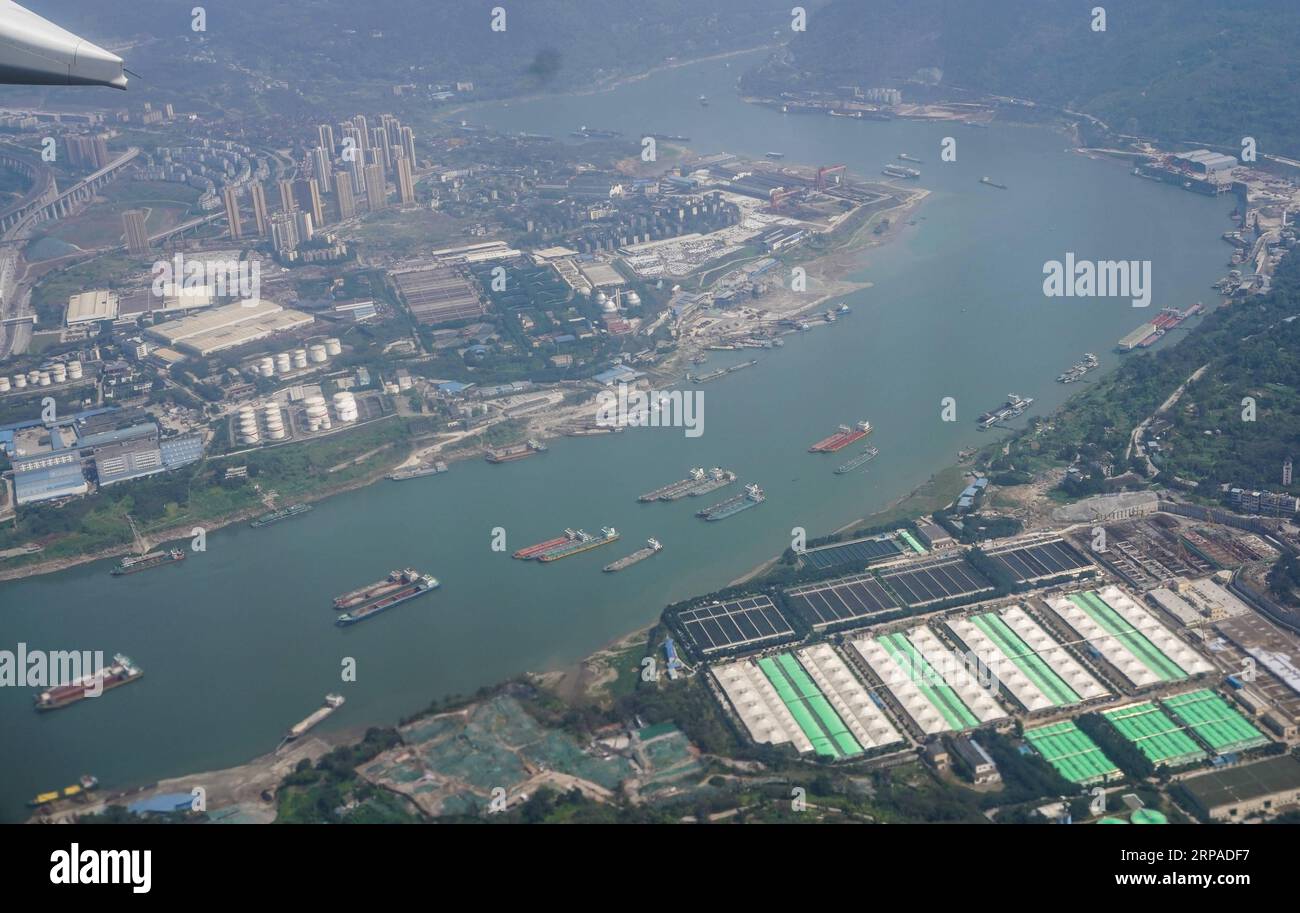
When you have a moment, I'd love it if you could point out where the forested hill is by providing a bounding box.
[1018,248,1300,496]
[6,0,797,118]
[745,0,1300,156]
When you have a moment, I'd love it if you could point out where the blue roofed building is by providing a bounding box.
[13,462,89,505]
[159,434,204,468]
[127,793,193,815]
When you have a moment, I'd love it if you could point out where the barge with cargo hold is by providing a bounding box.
[835,445,880,474]
[697,484,765,521]
[536,527,620,562]
[111,548,185,576]
[485,440,547,463]
[388,461,448,480]
[977,394,1034,429]
[603,538,663,572]
[638,467,735,502]
[334,568,428,609]
[250,503,313,527]
[882,164,921,179]
[513,530,579,559]
[281,694,345,745]
[28,774,98,808]
[1057,353,1099,384]
[336,571,439,626]
[809,421,871,453]
[34,654,142,711]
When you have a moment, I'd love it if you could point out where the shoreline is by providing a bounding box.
[15,113,1249,820]
[0,159,928,584]
[439,45,777,121]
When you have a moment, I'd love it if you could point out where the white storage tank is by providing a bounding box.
[0,376,10,392]
[51,363,67,383]
[67,360,83,380]
[308,344,328,364]
[262,403,286,440]
[304,394,330,431]
[258,357,275,377]
[332,391,358,423]
[275,353,292,374]
[13,374,26,389]
[37,371,51,386]
[292,348,308,369]
[27,371,40,384]
[237,407,261,444]
[324,338,342,356]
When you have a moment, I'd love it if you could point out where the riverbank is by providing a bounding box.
[440,45,778,121]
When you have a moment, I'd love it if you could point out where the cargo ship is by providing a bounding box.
[336,571,439,626]
[485,439,547,463]
[34,654,142,711]
[250,503,314,527]
[387,461,448,480]
[571,126,622,139]
[513,529,579,560]
[809,420,872,453]
[687,467,737,498]
[282,694,345,745]
[687,359,758,383]
[980,176,1008,189]
[536,527,621,562]
[765,151,785,159]
[334,568,428,609]
[1117,304,1203,351]
[835,445,880,474]
[977,393,1034,429]
[640,468,708,502]
[28,774,98,807]
[565,425,624,436]
[697,484,765,521]
[1057,352,1100,384]
[603,538,663,572]
[638,467,735,502]
[898,153,924,163]
[111,547,185,576]
[882,164,921,179]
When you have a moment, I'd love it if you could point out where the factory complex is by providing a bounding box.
[667,513,1300,822]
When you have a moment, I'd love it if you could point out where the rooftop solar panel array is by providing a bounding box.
[987,539,1094,583]
[881,559,995,607]
[799,536,904,572]
[785,572,902,630]
[675,595,796,657]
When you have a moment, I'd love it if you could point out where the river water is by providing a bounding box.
[0,52,1232,820]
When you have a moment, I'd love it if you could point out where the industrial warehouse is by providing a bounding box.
[6,409,203,506]
[665,509,1300,823]
[144,299,314,356]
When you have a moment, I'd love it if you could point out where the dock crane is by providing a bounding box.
[815,164,846,191]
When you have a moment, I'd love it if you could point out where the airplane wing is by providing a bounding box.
[0,0,126,89]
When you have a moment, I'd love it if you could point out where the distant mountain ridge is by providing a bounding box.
[745,0,1300,156]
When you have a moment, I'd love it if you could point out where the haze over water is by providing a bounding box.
[0,52,1232,821]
